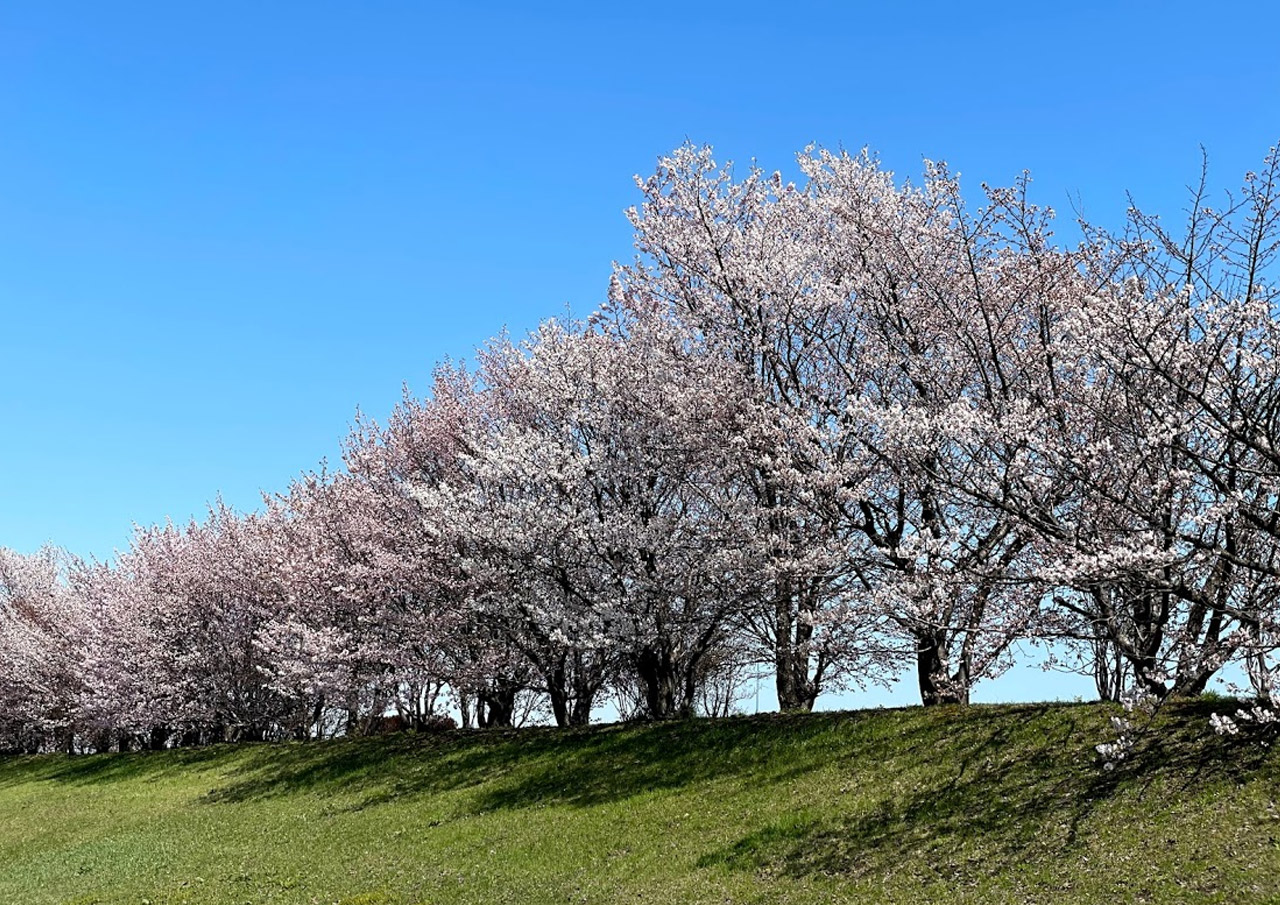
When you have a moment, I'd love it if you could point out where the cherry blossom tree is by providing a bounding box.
[116,505,294,745]
[258,453,467,737]
[424,316,761,720]
[617,145,1062,706]
[0,547,86,752]
[1059,146,1280,706]
[353,372,541,729]
[6,140,1280,750]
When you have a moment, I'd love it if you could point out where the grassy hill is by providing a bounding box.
[0,702,1277,904]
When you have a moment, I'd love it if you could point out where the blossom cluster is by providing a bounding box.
[2,142,1279,753]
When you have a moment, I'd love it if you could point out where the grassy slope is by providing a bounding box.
[0,703,1277,904]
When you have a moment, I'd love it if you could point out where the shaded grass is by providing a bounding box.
[0,702,1277,903]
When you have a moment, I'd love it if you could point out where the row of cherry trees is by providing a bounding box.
[3,143,1279,753]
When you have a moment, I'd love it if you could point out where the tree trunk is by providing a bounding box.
[774,582,820,712]
[916,632,968,706]
[306,696,325,741]
[547,660,571,728]
[776,634,818,711]
[636,644,693,719]
[774,579,798,710]
[569,653,595,726]
[479,681,518,728]
[569,694,593,726]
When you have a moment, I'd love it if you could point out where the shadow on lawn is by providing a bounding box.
[0,743,231,792]
[0,699,1265,878]
[696,700,1273,883]
[201,710,865,811]
[198,700,1257,827]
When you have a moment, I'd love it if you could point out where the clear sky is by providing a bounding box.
[1,2,1276,705]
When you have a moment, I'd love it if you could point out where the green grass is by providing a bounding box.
[1,702,1278,904]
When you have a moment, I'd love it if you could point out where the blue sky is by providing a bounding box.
[1,2,1275,704]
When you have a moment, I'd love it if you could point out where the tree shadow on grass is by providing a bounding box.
[696,700,1275,884]
[196,704,1137,823]
[0,743,232,793]
[201,711,865,812]
[3,701,1266,857]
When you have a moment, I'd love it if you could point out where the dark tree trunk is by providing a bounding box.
[479,681,519,728]
[774,584,800,711]
[569,655,596,726]
[235,724,265,743]
[774,582,820,712]
[636,644,693,719]
[547,660,571,729]
[1169,670,1213,699]
[545,653,599,727]
[308,696,325,740]
[569,695,593,726]
[916,632,969,706]
[775,633,818,711]
[90,729,112,754]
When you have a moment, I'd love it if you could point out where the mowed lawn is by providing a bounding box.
[0,702,1277,904]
